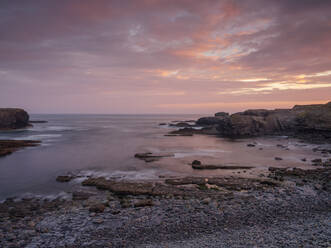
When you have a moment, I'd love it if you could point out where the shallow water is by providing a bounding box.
[0,114,329,200]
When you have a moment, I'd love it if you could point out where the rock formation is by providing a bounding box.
[0,140,41,157]
[0,108,30,129]
[196,102,331,140]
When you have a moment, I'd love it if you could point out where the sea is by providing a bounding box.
[0,114,329,200]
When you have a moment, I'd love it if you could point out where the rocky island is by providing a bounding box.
[0,108,41,157]
[0,108,30,130]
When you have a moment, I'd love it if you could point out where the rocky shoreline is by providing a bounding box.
[167,102,331,143]
[0,166,330,247]
[0,105,330,247]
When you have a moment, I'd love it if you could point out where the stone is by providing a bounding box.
[168,127,198,136]
[274,157,283,161]
[134,152,173,163]
[89,203,106,213]
[56,175,74,182]
[192,160,202,166]
[29,120,48,123]
[120,199,132,208]
[72,191,93,200]
[201,198,211,204]
[134,199,154,208]
[247,144,256,147]
[169,122,192,128]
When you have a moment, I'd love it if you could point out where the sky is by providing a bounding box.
[0,0,331,114]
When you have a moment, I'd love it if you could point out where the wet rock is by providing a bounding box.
[192,160,202,166]
[192,163,254,170]
[201,198,211,204]
[8,207,28,218]
[166,176,276,191]
[93,218,104,224]
[268,167,331,191]
[134,152,173,162]
[82,178,155,196]
[134,199,154,208]
[0,140,41,157]
[169,122,192,128]
[56,175,74,182]
[29,120,48,123]
[89,203,106,213]
[72,191,93,200]
[322,159,331,167]
[311,158,322,164]
[168,127,198,136]
[120,199,132,208]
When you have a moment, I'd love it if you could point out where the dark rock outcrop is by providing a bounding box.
[0,140,41,157]
[169,122,192,128]
[197,101,331,140]
[0,108,30,129]
[134,152,174,162]
[29,120,48,123]
[56,175,74,182]
[196,116,228,126]
[192,163,254,170]
[215,112,229,117]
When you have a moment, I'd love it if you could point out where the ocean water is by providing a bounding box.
[0,114,329,200]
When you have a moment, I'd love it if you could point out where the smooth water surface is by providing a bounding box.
[0,114,329,200]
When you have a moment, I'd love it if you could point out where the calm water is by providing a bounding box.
[0,114,329,200]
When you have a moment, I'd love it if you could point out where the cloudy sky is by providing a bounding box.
[0,0,330,114]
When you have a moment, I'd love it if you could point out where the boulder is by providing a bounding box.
[192,160,202,166]
[56,175,74,182]
[89,203,106,213]
[0,108,30,129]
[168,128,198,136]
[134,152,173,162]
[134,199,154,207]
[72,191,94,200]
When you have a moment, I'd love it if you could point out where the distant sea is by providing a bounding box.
[0,114,328,200]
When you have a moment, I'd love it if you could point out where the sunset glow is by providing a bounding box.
[0,0,330,114]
